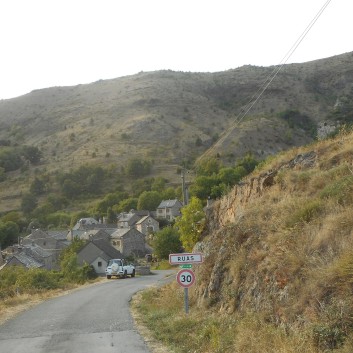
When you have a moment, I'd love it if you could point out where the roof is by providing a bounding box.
[110,228,130,239]
[117,213,139,226]
[110,228,145,239]
[72,218,99,230]
[135,215,157,225]
[77,240,123,264]
[157,199,182,208]
[24,244,52,258]
[92,239,123,259]
[26,229,48,239]
[48,231,69,241]
[7,253,43,269]
[77,242,110,264]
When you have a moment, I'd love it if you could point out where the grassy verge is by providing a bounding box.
[132,281,353,353]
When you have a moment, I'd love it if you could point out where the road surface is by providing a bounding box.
[0,270,175,353]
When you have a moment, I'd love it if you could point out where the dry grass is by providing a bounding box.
[131,129,353,353]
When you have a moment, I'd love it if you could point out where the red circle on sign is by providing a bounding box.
[176,269,195,288]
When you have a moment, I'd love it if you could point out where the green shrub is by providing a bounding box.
[286,199,324,227]
[320,175,353,204]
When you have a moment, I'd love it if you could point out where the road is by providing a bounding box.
[0,270,175,353]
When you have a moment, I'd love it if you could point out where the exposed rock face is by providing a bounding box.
[194,150,318,311]
[210,151,317,228]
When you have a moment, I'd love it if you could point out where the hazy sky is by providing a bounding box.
[0,0,351,100]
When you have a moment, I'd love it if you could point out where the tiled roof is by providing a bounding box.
[92,239,123,259]
[24,244,51,258]
[157,199,182,208]
[10,253,43,268]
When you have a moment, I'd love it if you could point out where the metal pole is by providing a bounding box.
[181,169,186,206]
[184,287,189,314]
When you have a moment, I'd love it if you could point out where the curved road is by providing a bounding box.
[0,270,175,353]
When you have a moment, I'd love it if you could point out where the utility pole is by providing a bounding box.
[181,168,189,206]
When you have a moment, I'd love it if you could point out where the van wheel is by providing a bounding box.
[106,275,111,279]
[123,271,127,279]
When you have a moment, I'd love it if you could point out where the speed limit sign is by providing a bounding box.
[176,269,195,288]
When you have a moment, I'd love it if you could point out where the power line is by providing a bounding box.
[198,0,333,162]
[238,0,332,124]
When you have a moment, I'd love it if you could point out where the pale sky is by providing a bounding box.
[0,0,351,100]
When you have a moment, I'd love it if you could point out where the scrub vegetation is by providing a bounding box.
[133,128,353,353]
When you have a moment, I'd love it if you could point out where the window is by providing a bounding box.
[98,261,102,267]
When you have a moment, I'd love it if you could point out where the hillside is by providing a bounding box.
[0,51,353,213]
[135,128,353,353]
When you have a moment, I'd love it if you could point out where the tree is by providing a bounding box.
[237,153,258,174]
[162,187,176,200]
[189,175,219,200]
[126,158,152,178]
[153,227,182,260]
[174,197,205,252]
[0,167,6,182]
[151,177,167,192]
[0,221,20,247]
[137,191,162,211]
[21,145,42,164]
[114,197,138,213]
[30,177,46,195]
[21,193,38,216]
[106,207,116,224]
[70,211,91,228]
[195,157,221,176]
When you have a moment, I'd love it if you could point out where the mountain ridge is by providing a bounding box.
[0,51,353,213]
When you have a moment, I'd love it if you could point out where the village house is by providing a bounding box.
[77,229,111,242]
[21,229,68,269]
[77,239,123,275]
[135,215,159,236]
[156,199,183,221]
[2,252,43,270]
[117,212,140,229]
[68,217,117,240]
[110,228,147,257]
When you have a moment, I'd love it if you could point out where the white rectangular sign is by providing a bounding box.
[169,252,203,264]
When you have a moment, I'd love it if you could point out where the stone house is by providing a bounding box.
[23,244,54,270]
[78,229,111,242]
[110,228,146,257]
[77,239,123,275]
[21,229,68,269]
[156,199,183,221]
[135,215,159,236]
[68,218,116,241]
[2,253,43,269]
[117,212,140,229]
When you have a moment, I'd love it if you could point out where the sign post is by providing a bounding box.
[170,253,203,314]
[169,252,203,265]
[176,268,196,314]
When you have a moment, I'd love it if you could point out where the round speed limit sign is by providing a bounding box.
[176,269,195,288]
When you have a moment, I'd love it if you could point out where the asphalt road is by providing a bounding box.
[0,270,175,353]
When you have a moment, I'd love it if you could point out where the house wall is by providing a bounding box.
[157,206,181,220]
[90,256,108,274]
[121,230,146,257]
[136,218,159,235]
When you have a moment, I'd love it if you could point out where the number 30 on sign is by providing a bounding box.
[176,269,195,288]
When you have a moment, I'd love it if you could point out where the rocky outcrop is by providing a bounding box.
[210,151,317,228]
[194,150,318,308]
